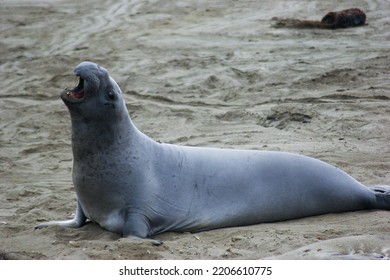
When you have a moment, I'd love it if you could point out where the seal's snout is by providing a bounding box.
[61,61,110,105]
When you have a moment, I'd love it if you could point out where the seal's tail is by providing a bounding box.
[369,185,390,210]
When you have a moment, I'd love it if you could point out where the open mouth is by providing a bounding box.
[64,76,85,102]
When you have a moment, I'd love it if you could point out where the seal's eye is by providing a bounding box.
[107,91,116,100]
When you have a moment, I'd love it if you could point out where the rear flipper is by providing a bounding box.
[369,185,390,210]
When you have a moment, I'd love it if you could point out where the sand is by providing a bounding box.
[0,0,389,260]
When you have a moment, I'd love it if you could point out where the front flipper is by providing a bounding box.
[123,211,162,246]
[35,200,87,229]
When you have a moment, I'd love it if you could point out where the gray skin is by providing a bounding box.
[36,61,390,244]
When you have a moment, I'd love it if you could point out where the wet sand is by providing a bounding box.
[0,0,389,259]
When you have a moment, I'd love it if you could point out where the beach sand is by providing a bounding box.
[1,0,389,259]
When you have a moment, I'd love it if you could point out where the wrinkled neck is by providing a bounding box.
[69,112,150,160]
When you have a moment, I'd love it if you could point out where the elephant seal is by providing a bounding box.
[36,62,390,244]
[272,8,366,29]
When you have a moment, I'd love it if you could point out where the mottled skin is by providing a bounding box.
[36,62,390,244]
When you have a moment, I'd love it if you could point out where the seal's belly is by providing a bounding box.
[98,212,124,234]
[80,202,124,234]
[95,211,124,234]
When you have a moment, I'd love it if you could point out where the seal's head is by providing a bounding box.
[61,61,126,121]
